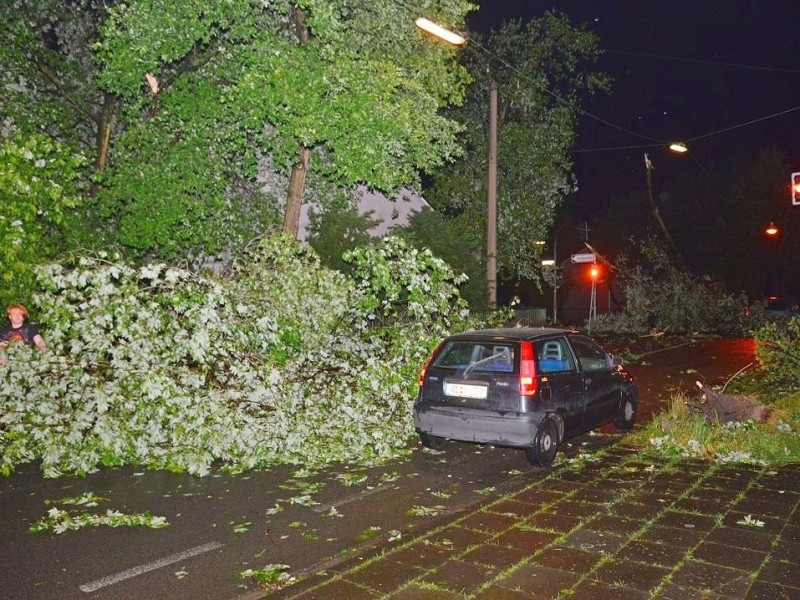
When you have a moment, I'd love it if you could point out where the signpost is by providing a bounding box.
[570,252,596,264]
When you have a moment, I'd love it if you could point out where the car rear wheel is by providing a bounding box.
[419,432,449,450]
[614,389,638,432]
[526,417,558,467]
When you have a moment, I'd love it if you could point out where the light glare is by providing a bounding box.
[415,18,466,46]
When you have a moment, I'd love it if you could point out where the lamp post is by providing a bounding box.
[542,222,589,323]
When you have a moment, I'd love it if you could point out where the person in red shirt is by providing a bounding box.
[0,304,47,353]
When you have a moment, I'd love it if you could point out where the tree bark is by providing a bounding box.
[281,8,312,240]
[90,94,117,196]
[282,146,311,238]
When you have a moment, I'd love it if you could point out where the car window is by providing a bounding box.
[568,335,610,372]
[534,338,575,373]
[433,341,516,373]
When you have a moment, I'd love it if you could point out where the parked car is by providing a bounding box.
[413,328,638,467]
[764,296,800,318]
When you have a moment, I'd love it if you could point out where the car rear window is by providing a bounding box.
[433,341,516,373]
[533,338,575,373]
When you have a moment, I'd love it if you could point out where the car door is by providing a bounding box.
[533,337,584,437]
[567,334,621,430]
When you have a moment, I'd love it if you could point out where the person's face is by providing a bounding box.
[7,309,25,328]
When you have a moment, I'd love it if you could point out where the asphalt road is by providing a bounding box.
[0,338,756,600]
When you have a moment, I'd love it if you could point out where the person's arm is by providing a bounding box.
[33,334,47,353]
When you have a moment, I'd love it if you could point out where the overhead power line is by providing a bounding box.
[606,48,800,76]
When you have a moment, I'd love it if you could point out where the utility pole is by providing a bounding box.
[487,83,498,309]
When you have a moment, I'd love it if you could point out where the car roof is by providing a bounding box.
[445,327,579,342]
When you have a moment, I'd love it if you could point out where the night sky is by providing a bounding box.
[469,0,800,218]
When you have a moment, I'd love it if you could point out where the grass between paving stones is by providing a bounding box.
[282,441,789,600]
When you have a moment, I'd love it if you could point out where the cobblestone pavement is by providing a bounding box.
[271,445,800,599]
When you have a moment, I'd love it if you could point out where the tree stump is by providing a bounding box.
[687,381,771,424]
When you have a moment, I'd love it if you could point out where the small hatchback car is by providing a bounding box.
[413,328,638,467]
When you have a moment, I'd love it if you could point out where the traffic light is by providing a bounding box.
[793,172,800,205]
[589,265,600,281]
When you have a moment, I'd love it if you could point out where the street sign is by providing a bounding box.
[570,252,596,264]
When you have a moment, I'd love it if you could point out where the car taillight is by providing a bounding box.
[418,342,444,386]
[519,341,537,396]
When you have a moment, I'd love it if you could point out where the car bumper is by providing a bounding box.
[414,404,544,448]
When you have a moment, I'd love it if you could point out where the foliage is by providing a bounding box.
[30,507,168,534]
[307,203,382,274]
[397,206,485,308]
[591,238,749,336]
[88,0,472,258]
[425,12,609,281]
[753,316,800,391]
[0,133,88,307]
[0,234,469,477]
[628,394,800,466]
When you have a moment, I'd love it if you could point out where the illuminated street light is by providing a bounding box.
[415,18,466,45]
[669,142,688,153]
[541,259,555,266]
[765,222,779,236]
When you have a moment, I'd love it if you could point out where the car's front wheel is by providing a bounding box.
[614,389,638,432]
[525,417,558,467]
[419,432,449,450]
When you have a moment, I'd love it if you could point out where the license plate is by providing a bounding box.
[444,382,487,399]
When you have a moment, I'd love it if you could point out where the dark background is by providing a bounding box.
[468,0,800,308]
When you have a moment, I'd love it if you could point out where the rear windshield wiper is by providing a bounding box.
[463,352,506,379]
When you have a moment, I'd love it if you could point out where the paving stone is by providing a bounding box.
[489,499,538,518]
[471,584,532,599]
[387,584,461,599]
[692,540,767,571]
[744,486,800,505]
[511,487,569,506]
[704,525,774,552]
[777,523,799,545]
[655,510,718,532]
[426,526,491,553]
[493,526,558,552]
[688,485,743,505]
[344,559,426,595]
[723,511,785,535]
[570,579,651,600]
[390,541,456,569]
[655,582,727,599]
[638,523,707,548]
[771,539,800,565]
[732,497,796,519]
[570,487,618,504]
[672,496,732,516]
[289,577,380,599]
[611,500,667,521]
[549,498,605,518]
[755,558,800,588]
[459,510,520,534]
[561,528,627,555]
[525,511,583,533]
[757,467,800,492]
[494,563,580,598]
[530,544,603,573]
[616,538,690,567]
[585,514,644,536]
[745,580,800,600]
[669,558,752,596]
[461,542,528,569]
[420,558,497,595]
[592,558,671,593]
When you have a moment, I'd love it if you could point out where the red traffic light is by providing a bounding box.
[793,172,800,205]
[589,265,600,281]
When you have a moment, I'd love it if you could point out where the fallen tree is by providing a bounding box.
[687,381,772,424]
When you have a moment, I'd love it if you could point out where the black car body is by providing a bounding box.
[413,328,638,467]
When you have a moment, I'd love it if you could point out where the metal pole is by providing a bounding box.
[552,231,558,323]
[487,83,498,310]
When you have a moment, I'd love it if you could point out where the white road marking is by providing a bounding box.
[312,483,393,513]
[79,541,224,593]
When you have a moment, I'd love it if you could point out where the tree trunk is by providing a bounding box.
[281,8,312,240]
[282,146,311,238]
[688,381,772,424]
[644,153,681,263]
[90,94,117,196]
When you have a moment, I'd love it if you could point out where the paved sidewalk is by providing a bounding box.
[272,446,800,599]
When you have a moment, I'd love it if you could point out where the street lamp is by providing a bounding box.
[765,222,779,236]
[668,142,688,154]
[414,18,466,45]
